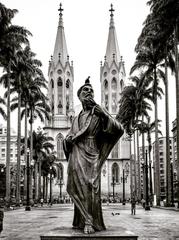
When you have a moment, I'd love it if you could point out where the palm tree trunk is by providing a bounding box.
[16,91,22,206]
[38,159,42,200]
[23,103,28,201]
[165,55,171,206]
[136,129,141,201]
[5,76,11,207]
[174,21,179,208]
[133,131,137,197]
[34,161,38,202]
[29,111,34,203]
[154,99,160,206]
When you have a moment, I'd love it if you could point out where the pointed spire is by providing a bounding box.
[53,3,68,67]
[58,3,64,27]
[109,4,115,28]
[105,4,120,65]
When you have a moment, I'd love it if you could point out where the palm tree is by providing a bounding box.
[32,129,54,202]
[0,3,31,206]
[41,153,57,204]
[9,46,47,205]
[140,0,179,207]
[21,130,54,202]
[117,75,152,200]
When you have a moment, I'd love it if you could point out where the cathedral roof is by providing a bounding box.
[105,4,120,66]
[53,3,68,67]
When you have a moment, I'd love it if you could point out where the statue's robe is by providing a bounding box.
[63,106,123,231]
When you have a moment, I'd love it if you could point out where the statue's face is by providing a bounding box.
[79,85,94,102]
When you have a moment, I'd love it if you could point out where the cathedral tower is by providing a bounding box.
[44,3,74,198]
[100,4,131,201]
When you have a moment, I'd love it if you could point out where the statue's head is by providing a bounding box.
[77,76,94,102]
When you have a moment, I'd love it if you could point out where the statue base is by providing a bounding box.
[41,235,138,240]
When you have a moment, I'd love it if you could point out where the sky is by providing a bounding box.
[1,0,177,136]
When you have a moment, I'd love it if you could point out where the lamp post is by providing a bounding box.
[112,175,116,202]
[59,178,63,203]
[170,162,175,207]
[145,150,150,210]
[25,150,31,211]
[122,169,125,205]
[49,166,52,205]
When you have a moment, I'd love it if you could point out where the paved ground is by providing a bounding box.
[1,203,179,240]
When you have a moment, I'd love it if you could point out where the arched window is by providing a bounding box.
[104,79,108,92]
[57,163,63,180]
[111,78,117,90]
[111,78,117,113]
[57,77,63,114]
[112,162,119,183]
[57,134,64,159]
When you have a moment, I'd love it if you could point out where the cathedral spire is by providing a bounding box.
[53,3,68,67]
[105,4,120,65]
[58,3,64,27]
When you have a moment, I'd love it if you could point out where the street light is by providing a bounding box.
[121,168,129,205]
[49,166,52,205]
[58,178,63,203]
[25,150,31,211]
[112,175,116,202]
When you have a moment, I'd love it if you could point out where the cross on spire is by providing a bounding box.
[109,4,114,17]
[58,3,63,17]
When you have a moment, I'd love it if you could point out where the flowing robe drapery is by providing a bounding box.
[63,106,123,231]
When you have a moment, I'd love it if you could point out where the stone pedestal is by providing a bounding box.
[41,235,138,240]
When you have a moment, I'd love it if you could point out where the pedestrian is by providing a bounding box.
[40,198,44,207]
[131,198,136,215]
[141,198,145,208]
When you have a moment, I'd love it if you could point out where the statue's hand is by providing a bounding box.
[94,105,108,120]
[65,135,74,145]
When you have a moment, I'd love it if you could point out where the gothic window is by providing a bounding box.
[57,163,63,180]
[66,71,70,76]
[111,69,117,75]
[66,95,70,111]
[125,162,130,177]
[58,77,63,86]
[57,134,64,159]
[57,69,62,75]
[111,142,118,158]
[112,162,119,183]
[111,77,117,90]
[66,79,70,88]
[57,77,63,114]
[111,78,117,113]
[103,72,107,77]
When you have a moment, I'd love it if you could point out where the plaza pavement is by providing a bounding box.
[1,203,179,240]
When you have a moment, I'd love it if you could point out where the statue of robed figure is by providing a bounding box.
[63,77,124,234]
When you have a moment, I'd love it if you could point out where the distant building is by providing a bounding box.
[0,125,25,198]
[0,125,25,166]
[153,137,174,200]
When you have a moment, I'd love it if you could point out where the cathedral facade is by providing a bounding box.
[44,4,131,202]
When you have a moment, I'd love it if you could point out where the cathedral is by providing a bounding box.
[44,3,131,202]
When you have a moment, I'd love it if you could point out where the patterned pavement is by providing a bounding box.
[1,203,179,240]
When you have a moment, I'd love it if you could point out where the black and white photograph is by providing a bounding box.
[0,0,179,239]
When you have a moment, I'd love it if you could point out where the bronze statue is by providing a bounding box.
[63,77,124,234]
